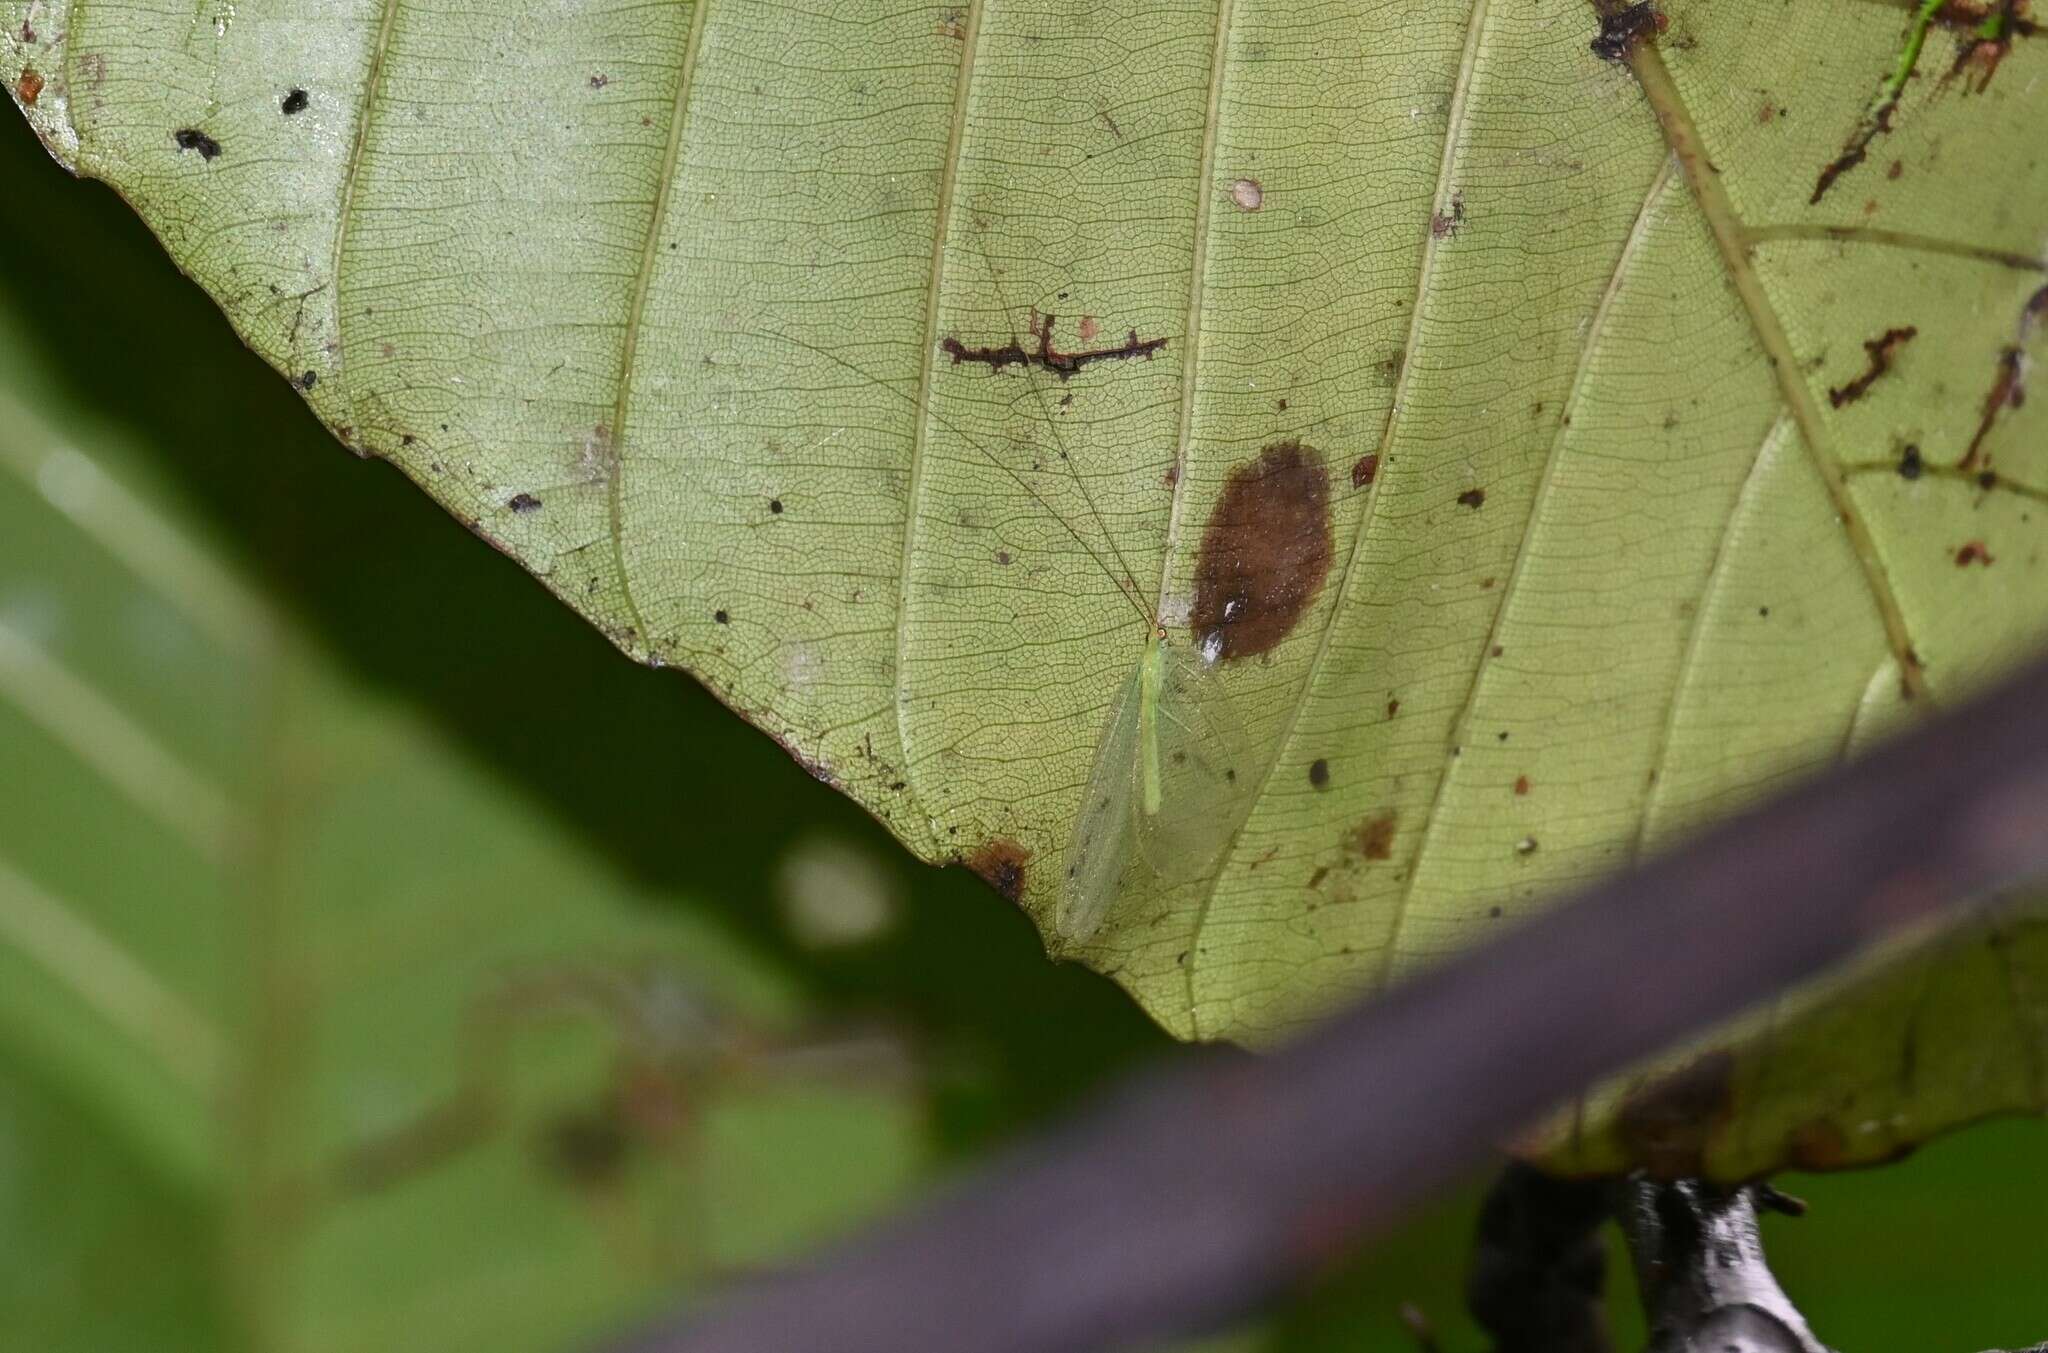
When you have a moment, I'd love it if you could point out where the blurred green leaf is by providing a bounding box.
[0,328,930,1350]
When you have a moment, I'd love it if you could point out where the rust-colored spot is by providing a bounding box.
[1349,811,1398,861]
[965,839,1032,903]
[1955,540,1995,567]
[17,68,42,106]
[1351,453,1379,488]
[1457,487,1486,510]
[1189,440,1334,661]
[1386,698,1400,718]
[1887,159,1904,180]
[1430,192,1464,240]
[1513,775,1531,796]
[1614,1051,1736,1179]
[1827,324,1916,407]
[1961,282,2048,470]
[1785,1117,1848,1171]
[1945,0,2036,91]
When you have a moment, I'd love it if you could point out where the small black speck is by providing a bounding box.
[1898,445,1923,480]
[1457,487,1486,509]
[298,370,318,390]
[281,88,309,115]
[508,493,542,514]
[400,434,416,447]
[1978,470,1999,490]
[1308,758,1330,789]
[1489,905,1502,918]
[173,128,222,160]
[1495,731,1509,742]
[713,609,730,625]
[1758,606,1770,617]
[768,498,783,514]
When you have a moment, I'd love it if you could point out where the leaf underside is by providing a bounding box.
[8,0,2048,1178]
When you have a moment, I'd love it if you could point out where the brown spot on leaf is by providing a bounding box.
[1349,812,1398,861]
[1784,1118,1848,1171]
[1955,539,1995,566]
[281,87,309,115]
[1827,325,1917,407]
[1351,453,1379,489]
[173,128,222,160]
[1615,1051,1735,1178]
[965,839,1032,904]
[1591,1,1664,61]
[541,1103,632,1189]
[17,68,43,106]
[943,311,1167,381]
[1190,440,1334,661]
[1514,775,1531,796]
[1457,487,1486,510]
[1308,758,1330,789]
[1945,0,2036,91]
[1961,282,2048,470]
[1430,191,1464,239]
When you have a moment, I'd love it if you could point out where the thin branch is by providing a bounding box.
[602,647,2048,1353]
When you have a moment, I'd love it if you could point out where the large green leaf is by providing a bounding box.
[8,0,2048,1177]
[0,336,928,1348]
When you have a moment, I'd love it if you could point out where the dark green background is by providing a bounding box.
[3,104,2043,1351]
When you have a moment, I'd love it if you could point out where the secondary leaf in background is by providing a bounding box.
[7,0,2048,1180]
[0,348,927,1351]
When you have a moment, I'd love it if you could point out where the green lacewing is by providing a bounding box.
[757,258,1271,944]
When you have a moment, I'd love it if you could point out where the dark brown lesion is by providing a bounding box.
[964,838,1033,903]
[1190,440,1335,662]
[1826,324,1917,407]
[1812,1,2037,204]
[1613,1051,1736,1180]
[941,311,1168,382]
[1947,0,2038,90]
[1590,0,1664,62]
[1960,282,2048,471]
